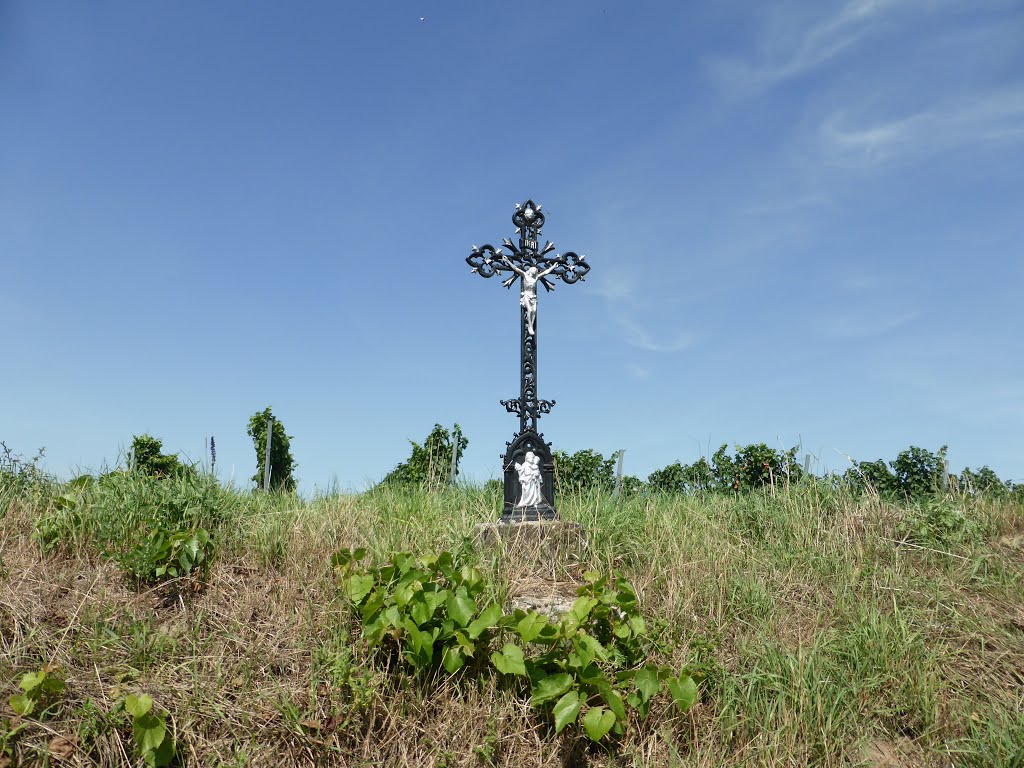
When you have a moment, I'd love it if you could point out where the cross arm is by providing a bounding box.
[530,252,591,291]
[467,245,590,288]
[545,251,590,285]
[466,244,517,280]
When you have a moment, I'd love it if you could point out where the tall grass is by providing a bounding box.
[2,473,1023,766]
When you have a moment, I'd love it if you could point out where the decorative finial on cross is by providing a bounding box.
[466,199,592,521]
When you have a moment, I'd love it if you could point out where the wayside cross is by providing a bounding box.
[466,199,591,521]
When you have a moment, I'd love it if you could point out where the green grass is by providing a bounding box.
[2,472,1023,766]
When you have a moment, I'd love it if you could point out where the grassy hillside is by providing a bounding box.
[2,474,1023,767]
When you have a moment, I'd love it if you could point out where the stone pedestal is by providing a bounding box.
[473,520,588,617]
[473,520,586,557]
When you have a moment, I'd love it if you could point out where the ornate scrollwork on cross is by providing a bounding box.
[500,397,556,419]
[466,199,590,297]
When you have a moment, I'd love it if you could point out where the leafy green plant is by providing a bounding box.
[553,448,617,495]
[898,497,980,548]
[958,466,1007,497]
[733,443,802,491]
[843,458,897,497]
[332,547,503,674]
[845,445,949,501]
[33,470,228,561]
[123,693,175,767]
[648,458,714,494]
[8,666,65,717]
[379,423,467,490]
[130,434,196,480]
[116,527,214,584]
[248,407,297,492]
[334,548,699,744]
[504,570,698,741]
[31,475,93,553]
[890,445,947,500]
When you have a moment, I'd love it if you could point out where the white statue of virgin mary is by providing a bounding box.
[514,451,544,508]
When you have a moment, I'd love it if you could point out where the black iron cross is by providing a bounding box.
[466,199,591,521]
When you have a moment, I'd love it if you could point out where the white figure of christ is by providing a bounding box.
[514,451,544,508]
[502,257,558,336]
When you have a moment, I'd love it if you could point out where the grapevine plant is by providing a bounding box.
[331,548,697,743]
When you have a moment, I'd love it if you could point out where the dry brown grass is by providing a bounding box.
[2,483,1023,766]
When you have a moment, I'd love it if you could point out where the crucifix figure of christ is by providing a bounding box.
[466,199,591,521]
[501,257,558,335]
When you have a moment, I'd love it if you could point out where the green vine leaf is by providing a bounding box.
[467,602,503,640]
[124,693,153,718]
[516,611,550,642]
[9,693,33,716]
[447,590,476,627]
[19,672,44,693]
[635,666,660,702]
[491,643,526,677]
[531,673,573,706]
[553,690,582,733]
[146,735,175,767]
[601,687,627,722]
[133,711,167,754]
[570,596,598,622]
[582,706,616,741]
[667,674,698,713]
[442,645,466,674]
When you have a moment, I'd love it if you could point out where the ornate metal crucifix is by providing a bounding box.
[466,200,591,521]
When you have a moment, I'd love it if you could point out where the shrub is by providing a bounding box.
[115,527,214,585]
[248,407,297,492]
[844,445,948,501]
[733,443,802,491]
[32,471,227,586]
[648,457,715,494]
[380,423,467,490]
[957,466,1007,497]
[617,475,646,498]
[129,434,196,480]
[890,445,947,500]
[553,449,616,495]
[709,444,802,493]
[898,497,980,549]
[843,459,897,497]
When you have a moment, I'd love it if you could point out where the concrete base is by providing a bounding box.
[473,520,590,616]
[473,519,586,551]
[472,520,588,584]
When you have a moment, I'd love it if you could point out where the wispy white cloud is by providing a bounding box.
[626,363,651,379]
[589,264,700,354]
[589,267,698,353]
[618,316,697,353]
[820,86,1024,165]
[821,308,919,338]
[709,0,912,93]
[589,269,639,304]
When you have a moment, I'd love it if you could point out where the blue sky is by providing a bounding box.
[2,0,1022,493]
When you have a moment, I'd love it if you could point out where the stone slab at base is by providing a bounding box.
[473,520,589,616]
[473,520,587,578]
[473,520,586,550]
